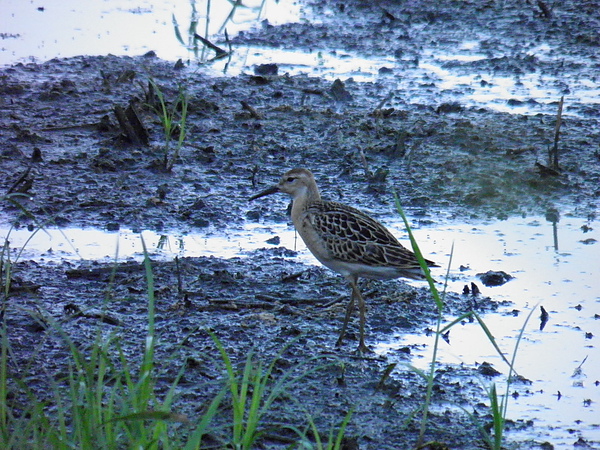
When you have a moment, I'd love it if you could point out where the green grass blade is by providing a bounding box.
[472,311,512,369]
[138,234,156,408]
[183,388,226,450]
[172,13,185,46]
[393,193,443,312]
[489,383,504,449]
[332,407,354,449]
[438,311,474,334]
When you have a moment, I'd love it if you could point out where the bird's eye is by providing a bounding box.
[286,177,295,183]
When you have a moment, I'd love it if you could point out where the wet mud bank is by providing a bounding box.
[6,254,503,449]
[1,0,599,447]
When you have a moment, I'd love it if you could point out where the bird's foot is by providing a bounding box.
[335,338,373,355]
[356,341,374,355]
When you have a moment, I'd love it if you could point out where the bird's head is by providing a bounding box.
[249,168,317,201]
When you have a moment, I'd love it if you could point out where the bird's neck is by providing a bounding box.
[291,184,321,217]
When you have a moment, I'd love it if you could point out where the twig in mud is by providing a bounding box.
[371,92,395,119]
[375,91,394,111]
[280,270,305,282]
[301,88,326,96]
[250,165,259,189]
[536,0,552,18]
[193,33,228,59]
[7,167,32,195]
[42,123,104,132]
[376,363,398,390]
[359,148,373,179]
[321,295,348,308]
[113,102,149,146]
[578,355,588,368]
[294,87,328,106]
[391,131,408,158]
[534,161,560,176]
[224,28,232,55]
[240,101,263,119]
[550,96,564,171]
[175,256,183,295]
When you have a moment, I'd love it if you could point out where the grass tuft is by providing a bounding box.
[147,79,189,172]
[0,227,351,448]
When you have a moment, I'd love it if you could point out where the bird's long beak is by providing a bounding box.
[248,185,279,201]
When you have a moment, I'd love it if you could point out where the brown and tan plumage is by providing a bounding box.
[249,168,437,352]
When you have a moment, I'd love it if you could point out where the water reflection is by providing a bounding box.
[0,0,300,66]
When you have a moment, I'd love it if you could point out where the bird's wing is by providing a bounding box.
[308,201,430,269]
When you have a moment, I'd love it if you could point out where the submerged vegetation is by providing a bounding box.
[172,0,260,63]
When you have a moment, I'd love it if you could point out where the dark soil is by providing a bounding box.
[1,0,599,448]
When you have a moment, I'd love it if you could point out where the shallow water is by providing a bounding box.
[374,216,600,446]
[0,0,299,65]
[3,0,598,116]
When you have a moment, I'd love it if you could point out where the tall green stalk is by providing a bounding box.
[395,193,535,449]
[394,194,450,446]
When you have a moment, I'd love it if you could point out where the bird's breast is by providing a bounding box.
[293,212,334,263]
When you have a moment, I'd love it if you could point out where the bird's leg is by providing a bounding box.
[335,286,356,348]
[352,281,372,354]
[337,276,372,353]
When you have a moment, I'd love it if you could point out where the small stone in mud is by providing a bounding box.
[507,98,525,106]
[249,75,270,85]
[266,236,280,245]
[442,330,450,344]
[192,217,210,228]
[540,305,549,330]
[477,362,501,377]
[329,78,353,102]
[436,102,463,114]
[246,209,261,221]
[156,184,169,200]
[254,63,278,76]
[106,222,120,231]
[31,147,43,162]
[545,208,560,223]
[54,216,70,227]
[188,198,206,210]
[477,270,513,286]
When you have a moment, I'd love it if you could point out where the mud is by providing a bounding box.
[1,0,599,448]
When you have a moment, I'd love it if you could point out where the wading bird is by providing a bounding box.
[250,168,437,352]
